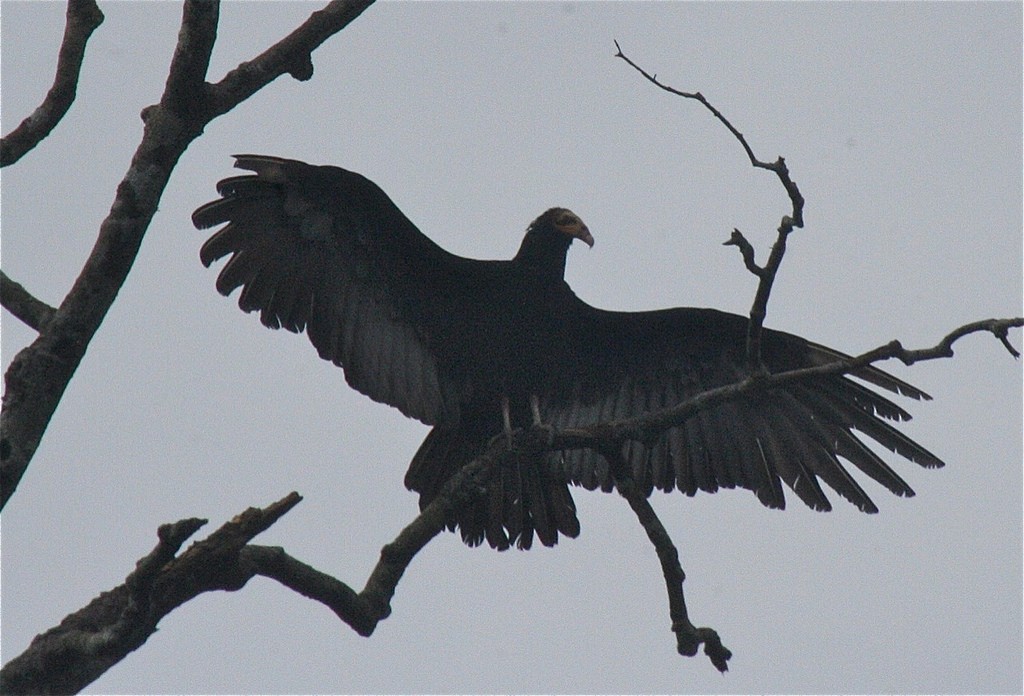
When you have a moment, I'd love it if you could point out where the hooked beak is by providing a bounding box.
[556,220,594,248]
[576,224,594,248]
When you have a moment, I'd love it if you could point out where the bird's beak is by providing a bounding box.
[553,213,594,248]
[557,221,593,247]
[577,225,594,248]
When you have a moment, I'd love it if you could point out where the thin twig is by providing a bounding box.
[614,40,804,218]
[615,41,805,372]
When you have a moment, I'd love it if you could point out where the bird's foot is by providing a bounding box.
[527,421,556,448]
[525,394,555,446]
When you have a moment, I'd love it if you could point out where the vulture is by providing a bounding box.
[193,155,943,550]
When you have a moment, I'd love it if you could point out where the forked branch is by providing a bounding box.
[5,314,1017,690]
[1,0,376,512]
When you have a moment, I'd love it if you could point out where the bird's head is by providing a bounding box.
[514,207,593,278]
[546,207,594,248]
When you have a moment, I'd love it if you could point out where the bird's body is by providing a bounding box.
[194,155,943,550]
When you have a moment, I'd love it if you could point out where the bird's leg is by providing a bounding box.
[487,395,519,450]
[491,395,553,448]
[529,394,556,446]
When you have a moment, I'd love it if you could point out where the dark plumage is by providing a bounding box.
[193,155,944,550]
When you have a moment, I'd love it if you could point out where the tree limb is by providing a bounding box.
[0,272,56,333]
[0,448,498,695]
[159,0,220,116]
[0,494,300,695]
[1,0,376,512]
[0,0,104,168]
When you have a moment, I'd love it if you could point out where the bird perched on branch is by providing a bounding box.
[193,155,943,550]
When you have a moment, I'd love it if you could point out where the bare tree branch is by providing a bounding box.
[4,14,1016,690]
[0,0,104,168]
[3,322,1015,687]
[613,40,805,221]
[0,446,499,695]
[0,494,300,695]
[242,545,374,632]
[204,1,375,119]
[0,0,375,512]
[539,316,1018,670]
[238,450,496,640]
[603,445,732,672]
[341,315,1024,672]
[614,40,806,374]
[0,272,56,333]
[159,0,220,115]
[607,42,1020,667]
[4,307,1015,693]
[885,317,1023,361]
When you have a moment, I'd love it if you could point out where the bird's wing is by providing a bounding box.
[542,303,944,513]
[193,155,463,426]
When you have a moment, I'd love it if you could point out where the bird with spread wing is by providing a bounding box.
[193,155,943,550]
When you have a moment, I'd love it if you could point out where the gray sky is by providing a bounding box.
[2,2,1021,693]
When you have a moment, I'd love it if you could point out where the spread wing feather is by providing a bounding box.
[193,155,461,426]
[544,304,943,513]
[195,156,944,539]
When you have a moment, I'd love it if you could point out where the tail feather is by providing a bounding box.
[406,425,580,550]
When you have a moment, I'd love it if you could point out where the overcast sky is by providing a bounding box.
[2,2,1022,694]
